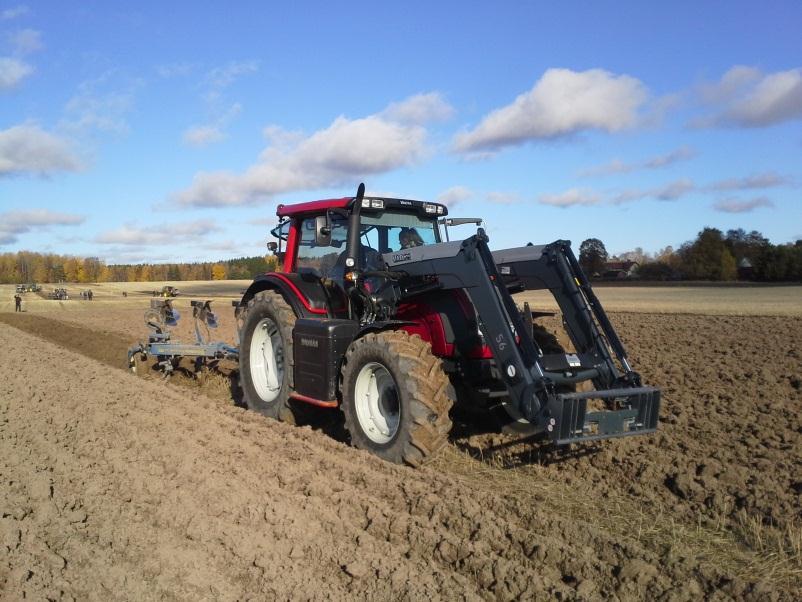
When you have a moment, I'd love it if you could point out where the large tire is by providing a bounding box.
[237,290,298,423]
[341,330,454,466]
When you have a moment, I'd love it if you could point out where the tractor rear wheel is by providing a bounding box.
[341,331,453,466]
[238,290,299,423]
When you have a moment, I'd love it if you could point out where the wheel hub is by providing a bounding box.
[354,362,400,444]
[250,317,284,402]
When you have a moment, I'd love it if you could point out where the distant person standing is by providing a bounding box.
[14,293,22,312]
[88,290,93,301]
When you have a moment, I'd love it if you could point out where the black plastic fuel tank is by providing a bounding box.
[292,318,358,402]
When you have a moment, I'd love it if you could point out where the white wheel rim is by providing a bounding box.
[250,318,284,402]
[354,362,400,444]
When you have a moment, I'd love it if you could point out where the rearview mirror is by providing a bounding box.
[315,215,331,246]
[266,241,278,253]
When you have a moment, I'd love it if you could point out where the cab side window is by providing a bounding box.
[295,216,347,278]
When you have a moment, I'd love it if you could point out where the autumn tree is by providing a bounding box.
[211,263,227,280]
[265,255,279,273]
[63,257,80,282]
[678,228,737,281]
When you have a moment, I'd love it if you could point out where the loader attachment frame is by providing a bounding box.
[384,231,660,444]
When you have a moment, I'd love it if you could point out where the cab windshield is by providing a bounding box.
[294,210,440,279]
[359,211,440,253]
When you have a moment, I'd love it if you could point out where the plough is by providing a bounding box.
[127,299,238,378]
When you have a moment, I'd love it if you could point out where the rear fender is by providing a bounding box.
[239,273,329,319]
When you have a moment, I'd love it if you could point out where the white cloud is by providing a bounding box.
[0,56,32,90]
[699,66,761,104]
[0,208,85,245]
[201,60,259,104]
[539,188,602,208]
[486,191,522,205]
[262,124,305,148]
[2,208,84,227]
[610,178,696,204]
[436,185,472,206]
[61,76,138,135]
[581,158,629,176]
[540,171,788,210]
[203,239,239,252]
[0,5,28,20]
[183,102,242,148]
[537,178,698,208]
[606,172,788,205]
[205,60,259,90]
[580,146,696,177]
[248,217,278,226]
[653,178,695,201]
[381,92,454,125]
[694,66,802,128]
[9,28,42,54]
[707,172,790,191]
[454,68,648,152]
[95,219,220,246]
[713,197,774,213]
[175,95,436,207]
[181,61,255,148]
[156,62,195,78]
[643,146,696,169]
[0,124,82,176]
[183,125,225,147]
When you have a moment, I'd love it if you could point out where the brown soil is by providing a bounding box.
[0,304,800,600]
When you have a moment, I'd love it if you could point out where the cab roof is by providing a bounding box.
[275,196,448,218]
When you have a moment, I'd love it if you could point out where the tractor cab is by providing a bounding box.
[270,194,447,299]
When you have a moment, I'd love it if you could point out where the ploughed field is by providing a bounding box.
[0,282,800,600]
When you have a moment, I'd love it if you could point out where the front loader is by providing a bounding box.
[232,183,660,466]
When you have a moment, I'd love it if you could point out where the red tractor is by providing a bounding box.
[236,184,659,465]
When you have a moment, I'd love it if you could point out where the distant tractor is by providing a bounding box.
[153,285,179,297]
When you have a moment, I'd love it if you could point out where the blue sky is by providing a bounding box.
[1,1,800,263]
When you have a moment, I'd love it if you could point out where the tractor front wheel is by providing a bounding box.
[238,290,298,423]
[341,331,453,466]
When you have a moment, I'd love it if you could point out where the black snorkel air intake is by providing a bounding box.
[345,182,365,274]
[342,183,367,320]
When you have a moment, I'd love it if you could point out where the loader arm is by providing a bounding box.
[384,231,660,444]
[493,241,635,389]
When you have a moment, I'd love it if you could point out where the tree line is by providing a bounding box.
[0,252,279,284]
[579,228,802,282]
[2,227,800,284]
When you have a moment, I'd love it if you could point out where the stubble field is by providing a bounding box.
[1,281,800,600]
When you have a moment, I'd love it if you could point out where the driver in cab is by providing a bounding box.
[399,227,424,249]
